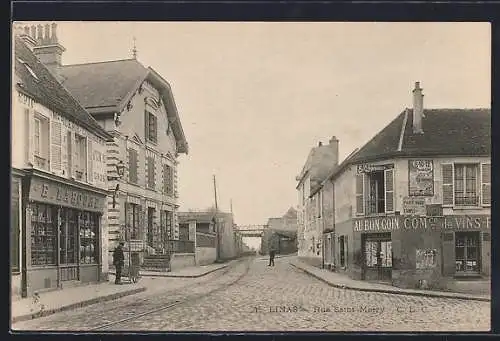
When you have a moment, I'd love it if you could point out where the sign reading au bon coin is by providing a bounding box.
[353,215,491,232]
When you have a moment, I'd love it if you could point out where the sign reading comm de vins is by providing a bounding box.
[354,215,491,232]
[29,177,105,212]
[408,160,434,196]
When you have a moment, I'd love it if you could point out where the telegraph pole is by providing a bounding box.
[213,175,221,261]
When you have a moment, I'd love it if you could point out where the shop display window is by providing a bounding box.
[31,203,57,266]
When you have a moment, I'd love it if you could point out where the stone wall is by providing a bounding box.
[170,253,195,271]
[196,247,217,266]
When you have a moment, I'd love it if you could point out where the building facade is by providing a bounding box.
[261,207,299,255]
[329,82,490,289]
[52,46,189,265]
[12,28,114,298]
[296,138,339,265]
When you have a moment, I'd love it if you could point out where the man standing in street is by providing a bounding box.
[113,242,125,284]
[268,247,276,267]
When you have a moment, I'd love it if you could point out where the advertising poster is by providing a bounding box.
[409,160,434,196]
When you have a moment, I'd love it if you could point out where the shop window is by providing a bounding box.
[364,239,392,268]
[443,163,490,207]
[31,203,57,266]
[126,203,141,240]
[455,232,480,273]
[11,181,20,272]
[59,208,78,264]
[79,212,99,264]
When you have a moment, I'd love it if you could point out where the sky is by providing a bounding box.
[49,22,490,225]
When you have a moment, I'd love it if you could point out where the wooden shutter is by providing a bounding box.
[152,116,157,143]
[50,120,62,173]
[442,164,454,207]
[355,173,364,215]
[384,169,394,213]
[147,157,155,189]
[128,149,138,184]
[67,131,72,177]
[481,163,491,207]
[26,109,32,163]
[345,235,348,267]
[144,111,149,141]
[88,140,94,184]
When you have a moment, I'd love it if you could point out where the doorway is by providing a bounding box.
[147,207,155,248]
[362,232,392,282]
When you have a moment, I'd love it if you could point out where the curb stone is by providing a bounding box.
[290,262,490,302]
[11,287,146,324]
[109,264,228,278]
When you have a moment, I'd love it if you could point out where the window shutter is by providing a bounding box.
[72,133,78,178]
[50,120,62,173]
[442,164,454,207]
[153,116,157,142]
[384,168,394,213]
[26,109,33,163]
[67,131,72,177]
[345,235,348,266]
[128,149,138,184]
[355,173,364,215]
[481,163,491,206]
[88,140,93,184]
[145,111,149,141]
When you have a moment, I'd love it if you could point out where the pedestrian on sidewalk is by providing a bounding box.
[113,242,125,285]
[268,248,276,267]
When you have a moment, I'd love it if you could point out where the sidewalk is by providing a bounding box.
[290,258,490,302]
[109,261,230,278]
[11,281,146,324]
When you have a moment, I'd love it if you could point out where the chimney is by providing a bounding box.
[32,22,66,77]
[329,136,339,165]
[12,22,37,51]
[412,81,424,134]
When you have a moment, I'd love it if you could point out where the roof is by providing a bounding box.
[59,59,188,154]
[14,37,113,141]
[328,107,491,183]
[296,143,337,190]
[178,211,215,224]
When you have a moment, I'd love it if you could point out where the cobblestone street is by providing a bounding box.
[13,257,490,332]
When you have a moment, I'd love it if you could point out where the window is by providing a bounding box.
[145,111,157,143]
[339,236,345,267]
[147,157,155,189]
[364,240,392,268]
[31,203,57,266]
[317,192,322,218]
[128,149,138,184]
[455,232,480,273]
[33,115,49,170]
[126,203,141,240]
[442,163,489,207]
[79,212,99,264]
[11,180,20,272]
[74,134,87,181]
[50,120,62,172]
[163,164,174,196]
[356,167,394,215]
[166,210,173,240]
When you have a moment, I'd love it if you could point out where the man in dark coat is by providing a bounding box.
[113,242,125,284]
[268,246,276,267]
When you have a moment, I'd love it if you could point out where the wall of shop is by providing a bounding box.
[196,247,216,265]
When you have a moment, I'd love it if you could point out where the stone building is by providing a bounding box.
[327,82,490,289]
[261,207,298,255]
[38,31,190,265]
[11,27,114,298]
[295,138,339,265]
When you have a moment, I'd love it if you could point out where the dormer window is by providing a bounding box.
[17,58,39,81]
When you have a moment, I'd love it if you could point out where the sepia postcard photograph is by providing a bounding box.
[10,21,491,333]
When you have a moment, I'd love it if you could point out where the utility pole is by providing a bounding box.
[213,175,221,262]
[230,199,233,214]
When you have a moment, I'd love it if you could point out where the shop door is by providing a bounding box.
[363,233,392,282]
[455,231,480,275]
[147,208,155,248]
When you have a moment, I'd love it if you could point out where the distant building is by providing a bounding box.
[261,207,298,255]
[12,26,114,298]
[295,138,339,266]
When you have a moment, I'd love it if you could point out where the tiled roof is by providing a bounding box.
[14,37,113,141]
[178,211,215,224]
[59,59,148,110]
[59,59,189,154]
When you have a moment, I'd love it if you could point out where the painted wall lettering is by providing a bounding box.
[353,216,401,232]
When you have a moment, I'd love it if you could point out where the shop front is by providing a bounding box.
[21,171,107,297]
[352,214,491,289]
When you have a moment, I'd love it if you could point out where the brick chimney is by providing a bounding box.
[13,22,37,51]
[412,81,424,134]
[16,22,66,76]
[329,136,339,165]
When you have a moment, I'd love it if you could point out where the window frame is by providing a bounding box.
[145,111,158,144]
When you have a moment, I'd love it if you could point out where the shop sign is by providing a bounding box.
[354,216,402,232]
[29,177,105,212]
[408,160,434,196]
[356,163,392,174]
[354,215,490,232]
[402,215,491,231]
[402,197,426,216]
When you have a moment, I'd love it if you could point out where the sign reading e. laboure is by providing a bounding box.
[29,177,105,212]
